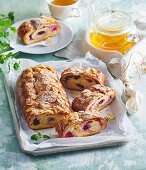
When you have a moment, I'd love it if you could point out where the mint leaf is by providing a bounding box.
[0,14,5,17]
[31,132,50,144]
[40,12,43,16]
[13,61,20,70]
[8,62,10,73]
[31,134,38,141]
[6,52,12,59]
[104,117,108,122]
[3,19,11,28]
[8,11,14,21]
[0,18,2,25]
[10,26,16,33]
[4,31,9,37]
[43,135,50,139]
[34,142,39,145]
[0,57,4,64]
[0,47,3,54]
[3,44,10,50]
[0,12,19,72]
[0,68,2,74]
[0,37,8,45]
[11,52,19,59]
[38,132,42,137]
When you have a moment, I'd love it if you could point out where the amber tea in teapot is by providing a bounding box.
[89,10,138,54]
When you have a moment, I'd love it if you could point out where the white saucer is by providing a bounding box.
[8,19,73,54]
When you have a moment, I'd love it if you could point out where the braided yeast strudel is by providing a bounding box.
[17,16,61,45]
[72,84,116,112]
[17,65,71,130]
[56,111,107,138]
[60,67,106,90]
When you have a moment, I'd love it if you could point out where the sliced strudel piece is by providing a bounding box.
[17,16,61,45]
[60,66,106,90]
[72,84,116,112]
[56,111,107,138]
[16,64,71,130]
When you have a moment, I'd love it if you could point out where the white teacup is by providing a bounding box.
[46,0,81,20]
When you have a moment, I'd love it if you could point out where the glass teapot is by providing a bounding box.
[88,1,138,55]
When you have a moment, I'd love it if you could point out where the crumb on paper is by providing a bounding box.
[49,133,59,138]
[70,90,81,98]
[37,130,42,133]
[45,37,52,44]
[105,109,109,111]
[107,112,115,122]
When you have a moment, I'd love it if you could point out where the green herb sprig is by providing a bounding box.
[0,11,20,73]
[104,117,108,122]
[31,132,50,144]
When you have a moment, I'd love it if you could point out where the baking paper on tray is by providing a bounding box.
[7,52,135,152]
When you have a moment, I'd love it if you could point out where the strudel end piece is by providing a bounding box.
[72,84,116,112]
[60,67,106,90]
[16,64,71,130]
[17,16,61,45]
[56,111,107,138]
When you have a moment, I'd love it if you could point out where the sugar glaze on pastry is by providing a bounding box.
[56,111,107,138]
[17,16,61,45]
[60,66,106,90]
[16,64,71,130]
[72,84,116,112]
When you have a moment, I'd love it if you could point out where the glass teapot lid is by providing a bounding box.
[94,10,132,34]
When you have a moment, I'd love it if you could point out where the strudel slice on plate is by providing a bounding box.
[16,64,71,130]
[17,16,61,45]
[60,66,106,90]
[72,84,116,112]
[56,111,107,138]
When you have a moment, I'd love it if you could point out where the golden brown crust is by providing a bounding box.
[16,64,71,130]
[72,84,116,112]
[60,66,106,90]
[17,16,61,45]
[56,111,107,137]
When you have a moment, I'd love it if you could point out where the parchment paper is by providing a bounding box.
[6,52,136,153]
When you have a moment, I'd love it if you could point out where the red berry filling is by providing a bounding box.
[76,83,84,89]
[51,25,58,32]
[98,99,104,105]
[29,34,33,40]
[65,75,73,83]
[83,122,90,130]
[48,117,55,122]
[87,79,93,83]
[33,118,40,125]
[74,75,80,80]
[65,131,74,137]
[37,31,46,35]
[96,89,105,94]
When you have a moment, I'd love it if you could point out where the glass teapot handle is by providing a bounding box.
[87,0,96,30]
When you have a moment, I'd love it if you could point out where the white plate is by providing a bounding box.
[8,19,73,54]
